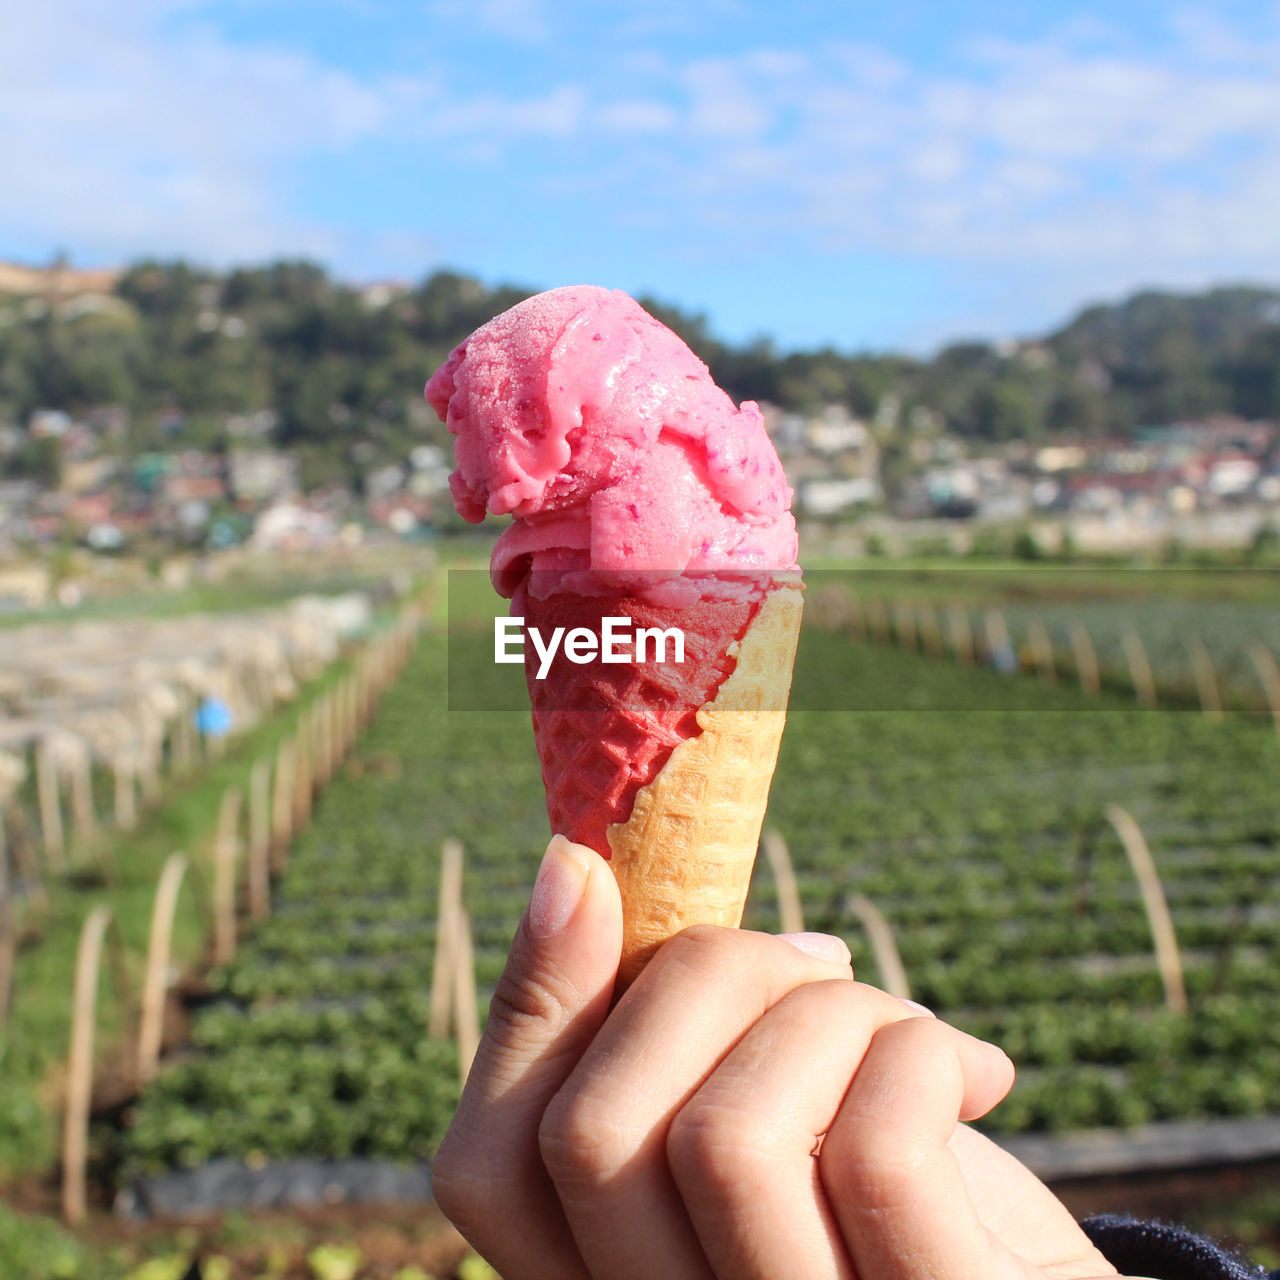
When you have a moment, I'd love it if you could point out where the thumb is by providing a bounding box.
[478,832,624,1090]
[432,835,622,1272]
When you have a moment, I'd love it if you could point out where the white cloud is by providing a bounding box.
[0,0,419,265]
[3,0,1279,339]
[609,10,1280,287]
[427,0,548,43]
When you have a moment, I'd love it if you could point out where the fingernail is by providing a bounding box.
[529,835,593,939]
[898,998,935,1018]
[779,932,851,964]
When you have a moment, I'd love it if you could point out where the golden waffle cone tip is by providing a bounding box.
[605,583,803,987]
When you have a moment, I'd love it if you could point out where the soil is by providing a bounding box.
[76,1201,471,1279]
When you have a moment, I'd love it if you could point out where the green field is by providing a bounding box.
[113,593,1280,1178]
[4,560,1277,1277]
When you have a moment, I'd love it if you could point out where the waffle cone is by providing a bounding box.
[606,583,803,987]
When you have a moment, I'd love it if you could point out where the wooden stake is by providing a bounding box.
[865,598,889,643]
[137,853,189,1083]
[345,676,360,752]
[761,829,805,935]
[292,726,313,836]
[1247,642,1280,736]
[36,739,66,873]
[847,894,911,1000]
[1105,804,1187,1014]
[1187,634,1223,722]
[113,758,137,831]
[68,745,98,853]
[917,602,945,657]
[213,788,242,966]
[270,739,296,874]
[847,593,867,642]
[62,906,118,1224]
[5,807,46,910]
[1027,617,1057,685]
[983,610,1011,667]
[429,838,465,1041]
[947,604,974,665]
[892,600,918,651]
[1122,628,1158,708]
[247,760,271,922]
[172,694,195,776]
[313,698,332,789]
[0,821,14,1026]
[1070,621,1101,696]
[453,909,480,1084]
[138,735,162,806]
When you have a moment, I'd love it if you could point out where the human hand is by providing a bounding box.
[431,835,1127,1280]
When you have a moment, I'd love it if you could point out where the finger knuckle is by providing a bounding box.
[431,1133,497,1241]
[485,968,571,1049]
[538,1085,633,1187]
[655,924,748,984]
[821,1122,933,1212]
[667,1097,772,1185]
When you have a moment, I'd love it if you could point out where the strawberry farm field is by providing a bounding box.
[116,603,1280,1188]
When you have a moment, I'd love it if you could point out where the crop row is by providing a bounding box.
[122,618,1280,1174]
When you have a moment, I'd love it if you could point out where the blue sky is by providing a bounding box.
[3,0,1280,352]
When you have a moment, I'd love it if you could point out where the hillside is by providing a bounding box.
[1,260,1277,490]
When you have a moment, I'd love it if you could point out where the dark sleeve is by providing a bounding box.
[1081,1214,1274,1280]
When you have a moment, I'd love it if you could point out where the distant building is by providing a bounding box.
[798,477,880,515]
[229,449,299,504]
[164,450,228,504]
[0,259,121,298]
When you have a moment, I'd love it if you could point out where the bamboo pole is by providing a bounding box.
[761,829,805,935]
[62,906,119,1224]
[1070,621,1101,696]
[137,853,189,1083]
[36,739,66,873]
[429,838,465,1041]
[112,758,137,831]
[171,695,194,776]
[0,823,14,1026]
[1104,804,1187,1014]
[343,677,358,756]
[865,598,889,643]
[270,738,296,875]
[213,788,242,966]
[892,599,918,651]
[847,593,867,642]
[453,909,480,1084]
[292,726,313,837]
[1247,642,1280,736]
[312,696,329,788]
[5,808,46,910]
[948,604,974,665]
[247,760,271,922]
[67,746,98,853]
[1122,628,1158,709]
[917,602,945,657]
[1187,635,1223,723]
[983,609,1011,666]
[847,894,911,1000]
[138,735,162,806]
[1027,617,1057,685]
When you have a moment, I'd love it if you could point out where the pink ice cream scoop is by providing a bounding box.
[424,285,797,603]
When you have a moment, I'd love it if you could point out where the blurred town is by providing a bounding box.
[1,256,1279,610]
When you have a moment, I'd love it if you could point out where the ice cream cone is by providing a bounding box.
[522,581,802,985]
[426,285,803,987]
[605,583,802,985]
